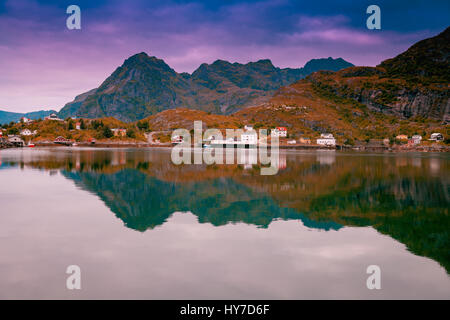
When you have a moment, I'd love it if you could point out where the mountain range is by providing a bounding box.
[58,27,449,125]
[58,56,353,122]
[140,27,449,143]
[4,26,449,137]
[0,110,56,125]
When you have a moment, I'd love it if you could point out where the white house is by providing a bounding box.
[209,132,257,147]
[430,133,444,141]
[317,133,336,146]
[411,135,422,144]
[20,117,32,123]
[241,133,257,145]
[271,127,287,137]
[242,125,258,145]
[20,129,33,136]
[8,135,24,146]
[45,113,63,121]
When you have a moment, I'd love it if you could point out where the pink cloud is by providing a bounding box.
[292,28,385,45]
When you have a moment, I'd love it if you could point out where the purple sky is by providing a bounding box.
[0,0,448,113]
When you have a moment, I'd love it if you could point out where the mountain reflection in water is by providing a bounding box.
[0,148,448,274]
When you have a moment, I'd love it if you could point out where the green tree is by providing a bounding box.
[137,121,149,131]
[127,128,136,138]
[344,138,355,146]
[102,126,113,138]
[7,127,19,135]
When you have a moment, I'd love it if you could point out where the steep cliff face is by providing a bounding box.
[58,54,353,121]
[306,67,449,122]
[299,27,450,123]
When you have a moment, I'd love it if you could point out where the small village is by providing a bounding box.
[0,114,134,148]
[0,113,447,151]
[172,125,446,151]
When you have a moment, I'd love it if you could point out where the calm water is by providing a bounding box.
[0,147,449,299]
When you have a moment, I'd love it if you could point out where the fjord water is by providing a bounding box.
[0,148,448,299]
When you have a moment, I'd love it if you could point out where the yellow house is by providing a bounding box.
[396,134,408,140]
[299,137,311,144]
[111,128,127,137]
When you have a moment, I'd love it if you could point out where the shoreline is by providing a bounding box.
[1,141,448,153]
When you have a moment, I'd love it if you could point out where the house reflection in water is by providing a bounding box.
[316,150,336,165]
[237,149,287,170]
[111,150,127,166]
[239,149,257,169]
[429,158,440,175]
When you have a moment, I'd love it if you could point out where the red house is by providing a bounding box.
[272,127,287,137]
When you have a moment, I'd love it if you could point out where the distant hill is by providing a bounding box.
[58,55,353,122]
[302,57,354,74]
[0,109,57,125]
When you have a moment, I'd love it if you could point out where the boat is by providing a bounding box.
[28,141,35,148]
[171,135,184,145]
[54,136,72,146]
